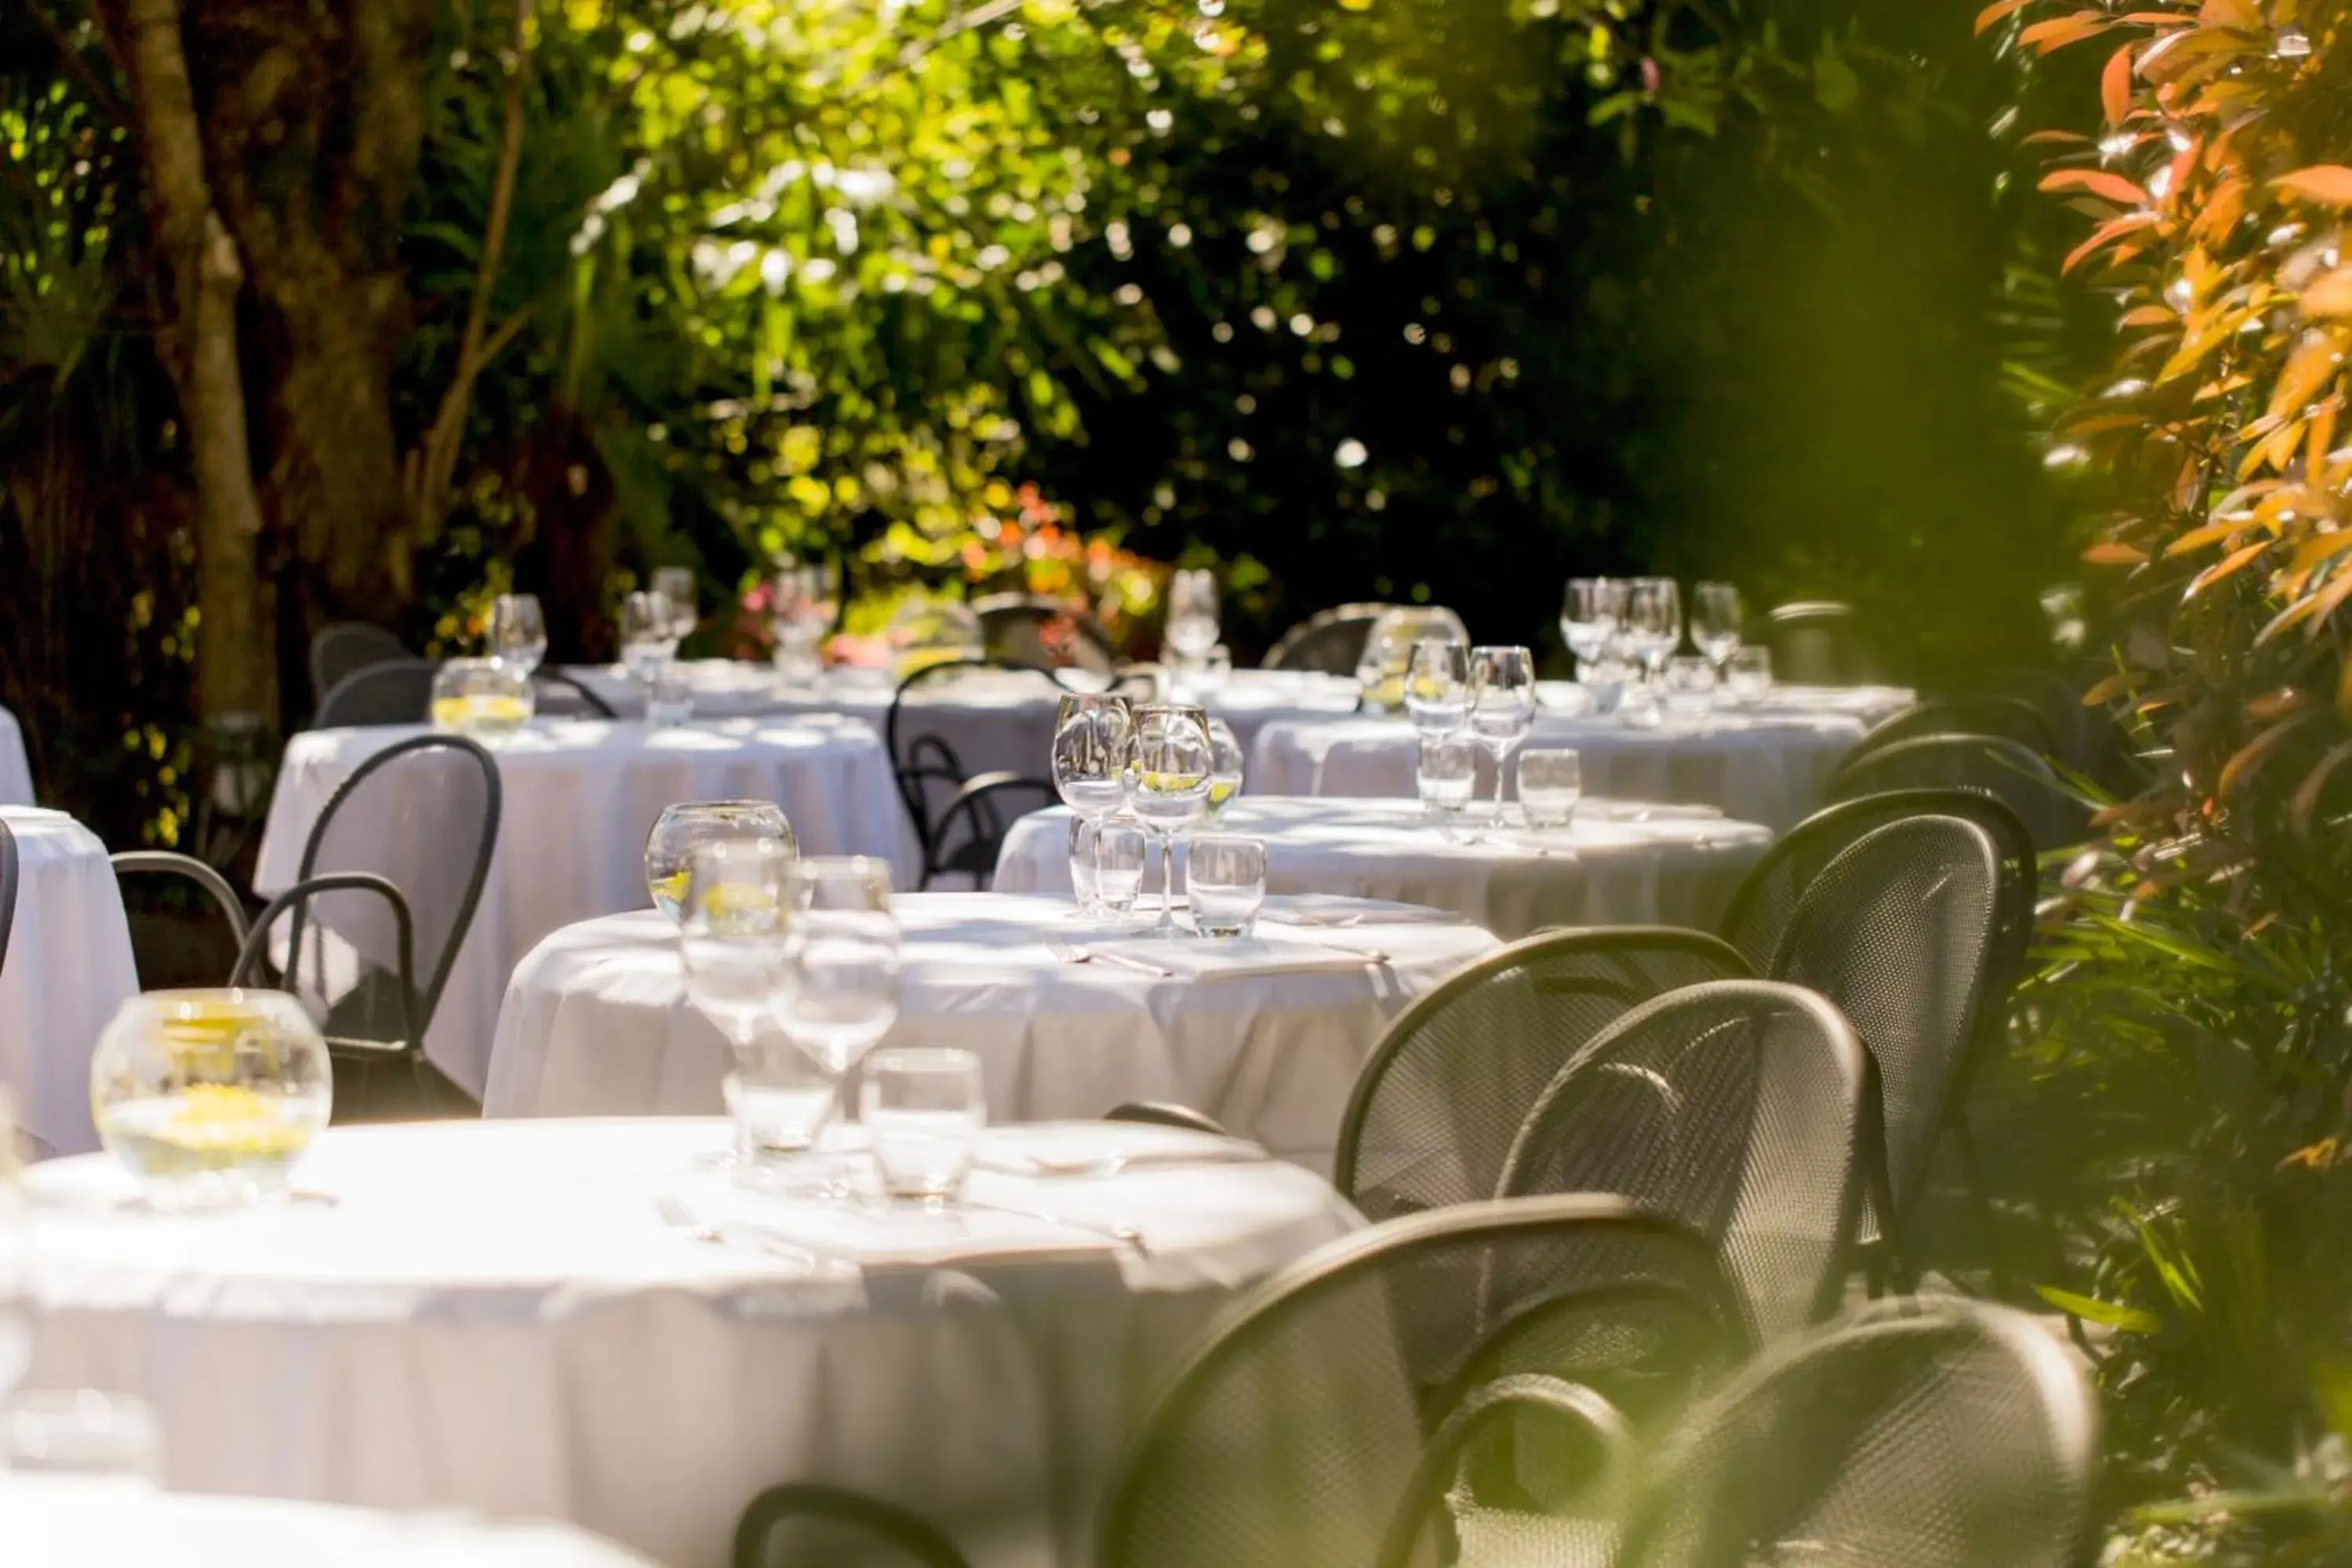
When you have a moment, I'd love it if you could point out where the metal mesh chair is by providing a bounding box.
[918,772,1056,890]
[231,733,499,1115]
[308,621,411,700]
[735,1483,972,1568]
[971,593,1117,677]
[1617,1298,2100,1568]
[1497,980,1878,1345]
[0,818,16,977]
[1261,602,1393,675]
[1828,730,2089,854]
[1849,695,2059,759]
[1098,1196,1744,1568]
[313,658,438,728]
[1744,601,1889,686]
[1334,928,1754,1225]
[884,658,1061,865]
[111,851,251,989]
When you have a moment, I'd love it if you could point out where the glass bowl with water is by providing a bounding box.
[645,800,798,922]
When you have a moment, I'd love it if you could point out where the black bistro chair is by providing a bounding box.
[111,851,252,989]
[1261,603,1394,676]
[1827,732,2093,855]
[1847,694,2060,761]
[971,593,1118,678]
[1744,601,1890,686]
[883,658,1062,869]
[313,659,439,728]
[0,817,16,976]
[309,621,412,702]
[917,772,1057,891]
[230,733,500,1116]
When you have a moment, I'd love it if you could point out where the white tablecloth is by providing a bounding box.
[0,809,137,1157]
[0,707,31,805]
[996,797,1772,942]
[485,892,1498,1173]
[253,719,913,1098]
[23,1118,1357,1567]
[1,1477,655,1566]
[1249,688,1910,831]
[565,662,1365,789]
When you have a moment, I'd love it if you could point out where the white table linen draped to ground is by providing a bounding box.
[564,662,1365,787]
[994,797,1772,942]
[253,718,911,1099]
[1250,684,1915,832]
[0,706,32,805]
[2,1477,658,1567]
[485,891,1499,1173]
[22,1118,1359,1568]
[0,808,137,1158]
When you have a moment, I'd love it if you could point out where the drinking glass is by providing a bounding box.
[1124,704,1214,936]
[652,565,699,645]
[1692,582,1745,672]
[1165,568,1221,659]
[1559,578,1628,676]
[1664,655,1717,713]
[778,858,901,1084]
[1066,817,1101,910]
[1403,639,1470,738]
[646,664,695,728]
[1624,578,1683,682]
[678,837,791,1062]
[488,593,548,677]
[0,1392,164,1486]
[1466,646,1537,826]
[1726,645,1774,705]
[862,1048,985,1207]
[771,565,835,684]
[1206,717,1245,821]
[1416,735,1477,822]
[620,591,673,681]
[1518,749,1583,829]
[430,658,534,739]
[1087,818,1149,916]
[646,801,797,923]
[1188,836,1267,938]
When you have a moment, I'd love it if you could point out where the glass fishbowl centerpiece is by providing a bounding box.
[430,657,535,737]
[645,801,799,923]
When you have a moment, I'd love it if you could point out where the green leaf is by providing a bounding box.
[1812,43,1860,112]
[2033,1284,2161,1334]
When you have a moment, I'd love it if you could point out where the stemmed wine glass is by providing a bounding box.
[1124,703,1214,937]
[777,858,902,1189]
[1403,639,1470,738]
[1467,645,1537,827]
[678,837,796,1169]
[1692,582,1744,677]
[488,593,548,677]
[1205,717,1245,822]
[1624,578,1684,686]
[1165,570,1221,661]
[1560,578,1626,678]
[652,567,699,651]
[1051,694,1135,915]
[771,564,837,684]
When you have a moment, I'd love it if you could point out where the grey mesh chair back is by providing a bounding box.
[970,593,1116,677]
[1335,927,1754,1224]
[1098,1196,1743,1568]
[1851,695,2059,759]
[1497,980,1875,1344]
[309,621,411,699]
[313,658,438,729]
[111,851,251,989]
[1261,602,1393,675]
[0,818,16,977]
[1746,601,1889,686]
[1762,815,2002,1230]
[1828,731,2089,853]
[1618,1298,2100,1568]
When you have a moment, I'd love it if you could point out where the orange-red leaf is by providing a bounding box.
[2163,517,2245,556]
[2270,331,2346,421]
[2041,168,2150,205]
[2184,538,2270,598]
[2065,212,2161,274]
[2192,175,2247,247]
[2121,303,2181,328]
[1974,0,2034,32]
[2199,0,2258,27]
[2021,129,2095,147]
[2291,739,2352,833]
[2274,167,2352,208]
[2023,9,2114,50]
[2103,42,2137,127]
[2084,540,2150,565]
[2303,270,2352,318]
[2298,564,2352,642]
[2218,711,2315,805]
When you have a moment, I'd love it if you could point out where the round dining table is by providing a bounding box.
[252,717,912,1101]
[1250,684,1914,831]
[0,808,138,1158]
[1,1475,657,1566]
[22,1117,1359,1568]
[0,706,33,806]
[485,891,1500,1174]
[993,797,1773,941]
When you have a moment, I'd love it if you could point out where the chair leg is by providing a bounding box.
[1950,1111,2014,1299]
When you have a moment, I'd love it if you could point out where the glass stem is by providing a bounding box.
[1155,830,1178,936]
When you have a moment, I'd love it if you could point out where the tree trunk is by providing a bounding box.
[111,0,272,724]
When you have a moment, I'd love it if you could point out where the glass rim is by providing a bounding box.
[1186,832,1266,851]
[661,798,788,815]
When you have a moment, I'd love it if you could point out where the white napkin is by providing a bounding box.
[1087,936,1386,979]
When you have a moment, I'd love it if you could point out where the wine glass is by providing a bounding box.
[1052,695,1135,916]
[620,591,672,684]
[1124,703,1214,937]
[488,593,548,677]
[652,566,699,648]
[1206,717,1245,821]
[778,855,901,1097]
[1403,638,1470,738]
[1560,578,1627,677]
[679,837,791,1056]
[1624,578,1683,684]
[1165,569,1221,659]
[1467,645,1537,826]
[1692,582,1745,674]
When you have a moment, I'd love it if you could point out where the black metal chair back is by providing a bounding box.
[309,622,412,702]
[1850,695,2058,759]
[111,851,252,989]
[1334,927,1753,1224]
[232,734,499,1111]
[1617,1298,2100,1568]
[883,658,1059,861]
[1827,731,2091,855]
[1497,980,1875,1344]
[1261,602,1393,675]
[735,1483,973,1568]
[1098,1196,1743,1568]
[313,659,438,728]
[918,772,1057,890]
[970,593,1117,677]
[1745,601,1889,686]
[532,668,618,719]
[0,818,16,978]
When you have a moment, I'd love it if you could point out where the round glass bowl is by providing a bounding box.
[430,658,535,738]
[645,800,799,923]
[89,990,332,1210]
